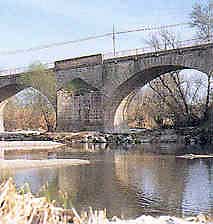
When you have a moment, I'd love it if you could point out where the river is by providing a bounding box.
[0,143,212,219]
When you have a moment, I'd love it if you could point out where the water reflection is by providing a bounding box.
[114,150,213,216]
[114,151,188,215]
[182,160,213,216]
[0,143,212,218]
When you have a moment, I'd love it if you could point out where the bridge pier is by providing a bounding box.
[56,90,104,132]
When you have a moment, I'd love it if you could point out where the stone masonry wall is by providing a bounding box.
[55,54,103,90]
[57,90,104,131]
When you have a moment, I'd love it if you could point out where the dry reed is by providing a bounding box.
[0,178,212,224]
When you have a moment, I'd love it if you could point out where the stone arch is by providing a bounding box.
[0,84,56,132]
[102,44,213,100]
[103,64,210,132]
[0,83,56,108]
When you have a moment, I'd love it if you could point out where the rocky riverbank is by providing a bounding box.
[0,127,211,146]
[44,127,212,145]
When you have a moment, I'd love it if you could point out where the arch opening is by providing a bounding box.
[106,65,212,133]
[0,87,56,132]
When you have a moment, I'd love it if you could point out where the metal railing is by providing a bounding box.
[103,37,212,59]
[0,37,212,76]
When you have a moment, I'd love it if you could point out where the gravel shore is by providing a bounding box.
[0,159,90,169]
[0,141,65,152]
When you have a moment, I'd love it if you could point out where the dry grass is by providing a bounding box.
[0,178,76,223]
[0,178,212,224]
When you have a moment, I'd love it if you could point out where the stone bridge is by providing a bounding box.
[56,42,213,132]
[1,42,213,132]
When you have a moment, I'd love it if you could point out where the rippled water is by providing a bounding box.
[1,143,213,218]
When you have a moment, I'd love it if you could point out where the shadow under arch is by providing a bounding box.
[0,84,56,132]
[104,64,208,132]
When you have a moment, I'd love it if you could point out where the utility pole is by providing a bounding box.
[208,0,213,41]
[112,24,116,56]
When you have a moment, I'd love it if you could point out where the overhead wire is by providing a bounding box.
[0,22,190,56]
[0,35,209,75]
[0,22,199,74]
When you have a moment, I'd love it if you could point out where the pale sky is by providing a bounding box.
[0,0,207,70]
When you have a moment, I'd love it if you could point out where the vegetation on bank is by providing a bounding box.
[4,63,56,132]
[4,99,55,132]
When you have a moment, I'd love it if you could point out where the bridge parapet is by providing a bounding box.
[55,54,102,70]
[0,74,18,89]
[103,42,213,64]
[103,38,213,60]
[56,54,104,91]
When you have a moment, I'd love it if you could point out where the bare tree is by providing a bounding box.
[127,30,211,129]
[146,31,196,126]
[19,63,56,131]
[190,1,213,118]
[190,1,213,40]
[146,30,179,51]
